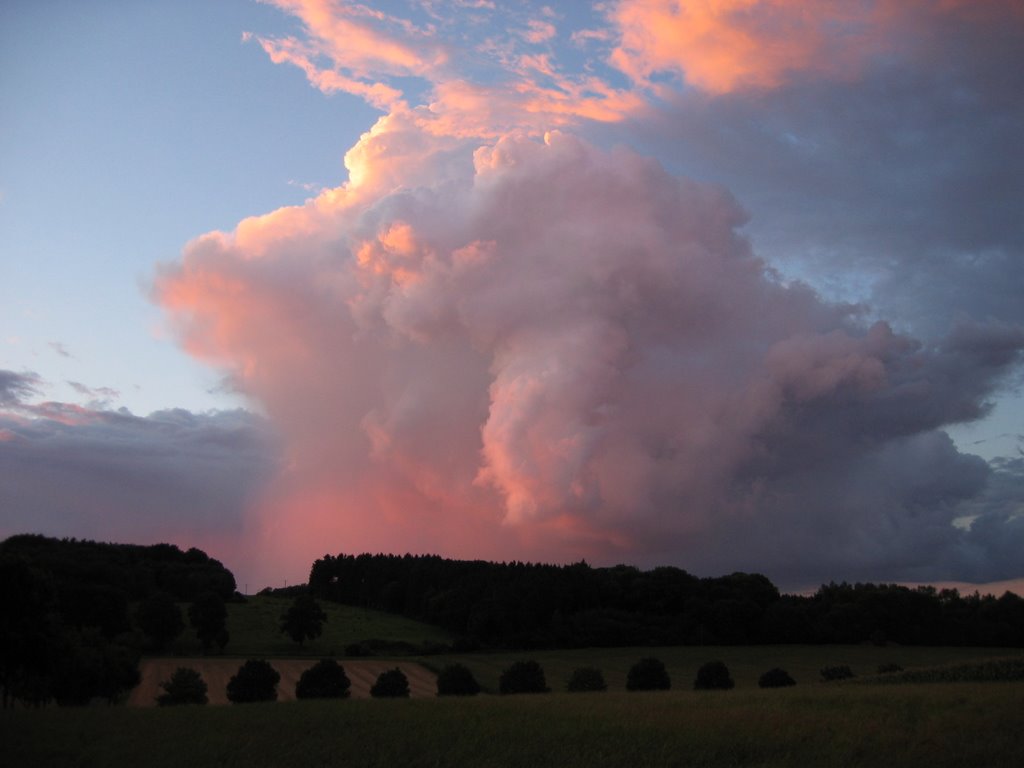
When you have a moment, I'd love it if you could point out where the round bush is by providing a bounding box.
[820,665,855,682]
[694,660,734,690]
[226,659,280,703]
[296,659,351,699]
[436,663,481,696]
[499,660,548,694]
[370,667,410,698]
[758,667,796,688]
[877,663,903,675]
[567,666,607,693]
[156,667,207,706]
[627,658,671,691]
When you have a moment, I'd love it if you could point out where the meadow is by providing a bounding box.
[4,681,1023,768]
[6,591,1023,766]
[157,595,454,658]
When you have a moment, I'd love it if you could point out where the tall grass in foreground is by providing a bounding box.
[4,683,1022,768]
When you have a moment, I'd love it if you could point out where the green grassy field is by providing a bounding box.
[421,644,1023,693]
[4,682,1023,768]
[159,596,453,657]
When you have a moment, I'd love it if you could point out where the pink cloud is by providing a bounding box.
[263,0,443,76]
[154,125,1023,584]
[521,19,557,44]
[252,0,642,137]
[139,0,1024,587]
[607,0,1024,94]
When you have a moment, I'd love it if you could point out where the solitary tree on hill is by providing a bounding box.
[188,592,228,653]
[280,594,327,647]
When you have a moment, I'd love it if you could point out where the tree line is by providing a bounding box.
[0,534,237,602]
[308,553,1024,649]
[0,535,237,708]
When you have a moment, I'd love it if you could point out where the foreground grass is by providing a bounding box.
[160,596,453,657]
[422,645,1023,692]
[5,683,1023,768]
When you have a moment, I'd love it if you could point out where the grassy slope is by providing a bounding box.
[162,596,453,658]
[421,644,1023,693]
[5,683,1024,768]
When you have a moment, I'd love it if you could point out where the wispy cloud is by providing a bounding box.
[0,370,42,407]
[48,341,73,358]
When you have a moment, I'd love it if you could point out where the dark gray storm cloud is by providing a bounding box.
[0,370,279,548]
[0,370,42,407]
[614,4,1024,339]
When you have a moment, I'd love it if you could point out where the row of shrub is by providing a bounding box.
[496,658,794,693]
[858,657,1024,685]
[452,659,912,693]
[158,659,415,705]
[158,657,820,705]
[819,663,904,681]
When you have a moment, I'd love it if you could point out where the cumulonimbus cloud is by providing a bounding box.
[154,119,1024,587]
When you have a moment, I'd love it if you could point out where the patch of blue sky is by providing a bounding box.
[0,0,373,415]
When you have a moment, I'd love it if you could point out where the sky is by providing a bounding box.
[2,0,1023,595]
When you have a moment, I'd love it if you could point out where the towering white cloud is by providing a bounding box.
[155,122,1024,586]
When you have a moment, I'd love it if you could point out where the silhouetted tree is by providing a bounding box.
[436,663,480,696]
[567,666,607,692]
[758,667,795,688]
[280,594,327,647]
[157,667,208,706]
[295,659,351,699]
[0,535,236,601]
[627,658,671,691]
[226,659,279,703]
[0,558,60,708]
[305,551,1024,650]
[188,592,229,653]
[370,668,410,698]
[58,584,131,639]
[820,665,855,681]
[499,660,548,694]
[52,628,140,706]
[136,592,184,650]
[694,660,734,690]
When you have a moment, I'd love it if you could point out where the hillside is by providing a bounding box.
[157,595,453,658]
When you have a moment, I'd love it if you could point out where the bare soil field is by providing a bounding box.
[131,658,438,706]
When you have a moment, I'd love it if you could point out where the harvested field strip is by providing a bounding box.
[132,658,437,706]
